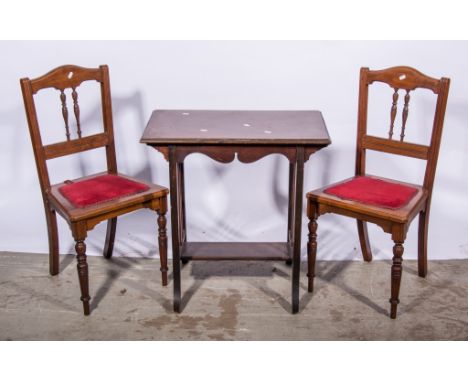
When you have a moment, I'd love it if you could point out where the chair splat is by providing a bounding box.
[400,90,411,142]
[389,88,399,139]
[71,87,82,138]
[59,90,71,141]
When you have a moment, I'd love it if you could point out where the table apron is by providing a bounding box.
[148,144,322,164]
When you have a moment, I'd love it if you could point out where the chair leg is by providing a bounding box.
[307,213,318,293]
[75,240,91,315]
[390,241,404,319]
[157,209,168,286]
[45,208,59,276]
[418,210,429,278]
[103,218,117,259]
[357,220,372,262]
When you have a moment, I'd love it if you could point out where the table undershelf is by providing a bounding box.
[180,242,292,261]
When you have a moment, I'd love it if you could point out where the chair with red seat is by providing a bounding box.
[306,66,450,318]
[20,65,169,315]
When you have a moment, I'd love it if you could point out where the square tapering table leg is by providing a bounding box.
[291,147,305,314]
[169,146,182,312]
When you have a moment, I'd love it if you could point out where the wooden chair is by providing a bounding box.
[20,65,169,315]
[306,66,450,318]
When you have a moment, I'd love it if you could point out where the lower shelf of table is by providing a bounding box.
[180,242,292,261]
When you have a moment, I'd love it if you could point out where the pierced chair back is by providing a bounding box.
[20,65,118,198]
[355,66,450,199]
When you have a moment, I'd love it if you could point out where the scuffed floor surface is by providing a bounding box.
[0,252,467,340]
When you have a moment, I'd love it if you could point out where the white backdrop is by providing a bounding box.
[1,41,467,261]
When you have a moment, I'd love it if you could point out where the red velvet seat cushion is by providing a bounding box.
[323,176,418,209]
[58,174,150,208]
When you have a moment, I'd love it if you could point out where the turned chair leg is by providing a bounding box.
[45,208,59,276]
[103,218,117,259]
[390,241,404,319]
[418,210,429,278]
[307,212,318,293]
[75,240,91,316]
[357,220,372,262]
[157,209,168,286]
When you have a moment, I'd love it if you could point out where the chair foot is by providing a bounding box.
[181,258,190,265]
[389,241,404,319]
[81,297,91,316]
[75,240,91,316]
[160,267,168,286]
[49,255,60,276]
[174,297,181,313]
[389,300,399,319]
[50,266,59,277]
[285,258,292,266]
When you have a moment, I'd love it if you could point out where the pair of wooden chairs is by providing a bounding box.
[21,65,450,319]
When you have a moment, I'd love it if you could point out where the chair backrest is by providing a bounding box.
[355,66,450,195]
[20,65,118,195]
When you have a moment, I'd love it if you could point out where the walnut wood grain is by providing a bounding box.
[361,135,429,160]
[174,145,298,163]
[366,66,441,93]
[141,110,331,145]
[30,65,102,94]
[43,133,109,160]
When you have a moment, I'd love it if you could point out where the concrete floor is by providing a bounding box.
[0,251,467,340]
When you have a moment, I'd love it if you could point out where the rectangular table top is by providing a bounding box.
[141,110,331,145]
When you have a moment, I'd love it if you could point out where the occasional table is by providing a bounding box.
[141,110,331,313]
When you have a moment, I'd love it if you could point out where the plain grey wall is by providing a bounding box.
[1,41,467,261]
